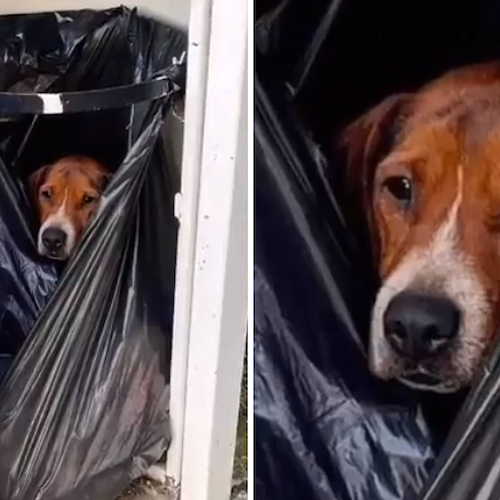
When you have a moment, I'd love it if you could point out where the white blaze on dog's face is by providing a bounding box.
[29,156,111,261]
[340,63,500,392]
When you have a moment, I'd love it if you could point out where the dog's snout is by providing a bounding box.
[42,227,67,251]
[383,291,461,358]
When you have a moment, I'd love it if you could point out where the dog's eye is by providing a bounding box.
[41,189,52,200]
[83,195,96,205]
[382,176,413,203]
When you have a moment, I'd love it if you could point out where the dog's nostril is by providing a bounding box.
[42,227,67,251]
[391,321,406,338]
[385,320,408,355]
[383,291,461,358]
[424,325,440,341]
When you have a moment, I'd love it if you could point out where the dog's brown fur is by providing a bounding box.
[339,62,500,391]
[29,156,111,260]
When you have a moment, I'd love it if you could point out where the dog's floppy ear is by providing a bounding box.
[27,164,50,200]
[337,93,411,261]
[98,171,113,192]
[338,93,411,207]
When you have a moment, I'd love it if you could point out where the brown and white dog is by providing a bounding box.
[29,155,111,261]
[340,62,500,393]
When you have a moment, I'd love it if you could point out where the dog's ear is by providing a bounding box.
[337,93,411,262]
[27,165,49,200]
[98,171,113,192]
[338,93,411,206]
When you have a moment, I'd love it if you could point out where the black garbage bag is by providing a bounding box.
[255,0,500,499]
[0,6,186,500]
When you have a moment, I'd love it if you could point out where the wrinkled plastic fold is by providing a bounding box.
[0,7,186,500]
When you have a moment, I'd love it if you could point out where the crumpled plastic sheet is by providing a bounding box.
[0,7,186,500]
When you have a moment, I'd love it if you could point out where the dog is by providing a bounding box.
[339,62,500,393]
[28,155,111,261]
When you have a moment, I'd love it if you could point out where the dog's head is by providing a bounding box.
[339,63,500,392]
[29,156,111,261]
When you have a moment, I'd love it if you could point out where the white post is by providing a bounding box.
[179,0,248,496]
[166,0,214,486]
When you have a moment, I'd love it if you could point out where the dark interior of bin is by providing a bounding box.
[257,0,500,463]
[268,0,500,137]
[2,110,127,176]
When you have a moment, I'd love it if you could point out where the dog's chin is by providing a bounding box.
[397,372,459,393]
[369,347,471,393]
[38,246,71,262]
[371,358,472,393]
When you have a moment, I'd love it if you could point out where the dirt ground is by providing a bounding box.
[115,478,175,500]
[116,352,248,500]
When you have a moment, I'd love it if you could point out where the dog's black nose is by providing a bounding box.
[383,291,460,358]
[42,227,67,251]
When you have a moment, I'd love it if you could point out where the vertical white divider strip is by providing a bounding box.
[166,0,214,485]
[180,0,248,495]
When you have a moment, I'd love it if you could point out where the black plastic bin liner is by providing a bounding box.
[0,6,186,500]
[255,0,500,499]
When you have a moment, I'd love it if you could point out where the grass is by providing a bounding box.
[232,347,248,491]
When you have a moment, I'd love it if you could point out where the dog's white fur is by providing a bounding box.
[37,189,77,260]
[370,165,490,392]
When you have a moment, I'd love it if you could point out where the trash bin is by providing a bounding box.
[255,1,500,500]
[0,6,187,500]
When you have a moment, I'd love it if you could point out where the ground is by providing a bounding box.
[232,351,248,498]
[116,351,248,500]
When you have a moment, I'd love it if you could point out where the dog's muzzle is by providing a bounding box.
[39,226,69,260]
[382,290,462,390]
[383,291,461,359]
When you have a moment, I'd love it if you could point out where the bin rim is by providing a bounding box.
[0,73,181,117]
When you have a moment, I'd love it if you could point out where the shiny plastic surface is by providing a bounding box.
[0,7,186,500]
[255,0,500,499]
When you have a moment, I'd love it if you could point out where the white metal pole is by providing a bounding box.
[179,0,248,494]
[166,0,214,486]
